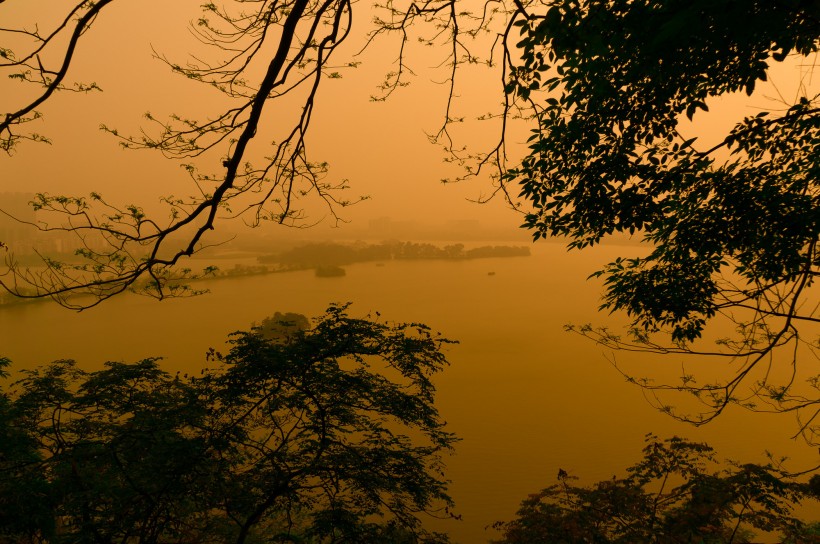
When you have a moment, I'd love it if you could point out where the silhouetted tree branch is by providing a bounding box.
[503,0,820,440]
[1,0,532,309]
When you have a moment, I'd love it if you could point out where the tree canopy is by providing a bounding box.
[0,305,456,543]
[493,435,820,544]
[505,0,820,432]
[511,0,820,341]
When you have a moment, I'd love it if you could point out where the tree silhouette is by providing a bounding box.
[493,435,820,544]
[505,0,820,437]
[0,305,456,543]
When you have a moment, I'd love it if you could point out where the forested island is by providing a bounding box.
[314,265,346,277]
[258,241,530,268]
[0,242,530,304]
[196,242,529,282]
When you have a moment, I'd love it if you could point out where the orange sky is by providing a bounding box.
[2,0,527,241]
[3,2,816,240]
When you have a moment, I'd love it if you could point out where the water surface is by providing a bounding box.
[2,242,817,541]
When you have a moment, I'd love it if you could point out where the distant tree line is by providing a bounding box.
[12,242,530,297]
[0,287,52,308]
[258,242,530,268]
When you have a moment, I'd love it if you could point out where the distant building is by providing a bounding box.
[0,192,88,256]
[0,191,35,224]
[0,192,37,252]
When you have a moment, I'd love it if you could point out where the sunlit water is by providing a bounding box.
[2,242,818,542]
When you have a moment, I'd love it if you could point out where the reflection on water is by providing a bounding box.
[1,242,817,542]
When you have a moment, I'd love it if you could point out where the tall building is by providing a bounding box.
[0,192,37,246]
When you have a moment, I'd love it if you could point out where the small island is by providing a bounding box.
[314,265,346,278]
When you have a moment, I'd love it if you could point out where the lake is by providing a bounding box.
[1,241,818,542]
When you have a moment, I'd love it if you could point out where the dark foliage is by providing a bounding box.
[493,435,820,544]
[0,306,456,543]
[507,0,820,430]
[511,0,820,342]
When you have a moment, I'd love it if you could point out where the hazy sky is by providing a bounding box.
[3,1,815,241]
[2,0,528,241]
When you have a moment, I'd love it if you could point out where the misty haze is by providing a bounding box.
[3,1,820,543]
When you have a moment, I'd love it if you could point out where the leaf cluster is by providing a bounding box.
[508,0,820,343]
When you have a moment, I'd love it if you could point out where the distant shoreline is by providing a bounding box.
[197,241,530,283]
[0,241,532,306]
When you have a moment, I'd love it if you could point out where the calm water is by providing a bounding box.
[1,242,818,542]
